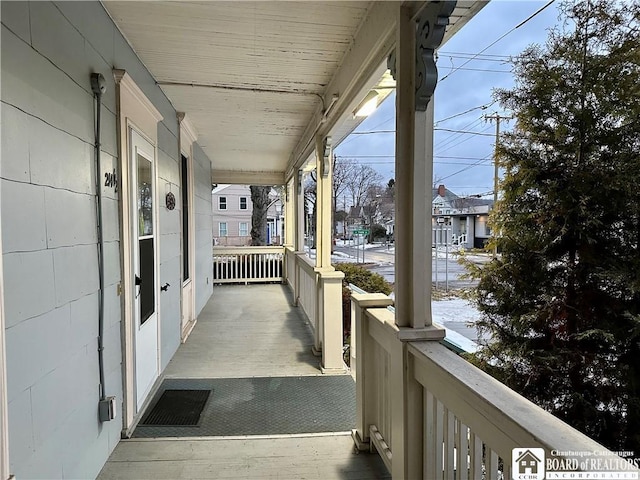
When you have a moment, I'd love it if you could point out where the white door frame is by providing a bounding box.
[114,70,163,435]
[178,114,197,342]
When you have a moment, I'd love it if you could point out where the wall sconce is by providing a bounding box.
[353,90,379,118]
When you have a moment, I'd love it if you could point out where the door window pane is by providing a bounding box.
[181,155,190,282]
[138,154,153,236]
[139,238,155,324]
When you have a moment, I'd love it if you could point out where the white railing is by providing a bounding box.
[351,295,640,479]
[284,247,296,290]
[296,254,318,340]
[212,246,284,284]
[452,233,467,247]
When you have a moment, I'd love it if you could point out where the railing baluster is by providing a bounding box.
[469,432,482,480]
[444,407,455,479]
[456,420,469,480]
[487,448,499,480]
[502,457,511,480]
[425,391,436,479]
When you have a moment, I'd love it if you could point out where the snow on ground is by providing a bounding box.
[307,243,484,350]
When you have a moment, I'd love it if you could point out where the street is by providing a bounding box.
[333,243,486,290]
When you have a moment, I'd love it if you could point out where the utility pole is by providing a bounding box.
[484,113,513,258]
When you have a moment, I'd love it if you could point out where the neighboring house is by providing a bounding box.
[212,185,284,246]
[432,184,494,249]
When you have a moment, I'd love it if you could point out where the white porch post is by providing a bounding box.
[291,170,305,305]
[393,5,444,339]
[0,193,13,480]
[390,3,455,478]
[313,136,345,373]
[314,136,332,270]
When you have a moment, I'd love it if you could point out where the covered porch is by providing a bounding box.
[98,284,389,479]
[92,0,640,477]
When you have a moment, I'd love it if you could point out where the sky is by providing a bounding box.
[334,0,562,199]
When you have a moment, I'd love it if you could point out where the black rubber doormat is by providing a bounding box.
[140,389,211,426]
[133,376,355,438]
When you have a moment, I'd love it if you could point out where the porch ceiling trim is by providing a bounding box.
[212,170,285,186]
[285,1,398,180]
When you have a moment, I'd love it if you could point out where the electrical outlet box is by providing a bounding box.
[99,396,117,422]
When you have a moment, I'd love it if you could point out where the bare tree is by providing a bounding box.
[249,185,270,245]
[345,164,383,208]
[303,173,317,248]
[332,157,356,238]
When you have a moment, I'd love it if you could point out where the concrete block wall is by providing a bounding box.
[0,1,214,478]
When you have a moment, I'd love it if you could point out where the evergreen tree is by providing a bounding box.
[468,0,640,451]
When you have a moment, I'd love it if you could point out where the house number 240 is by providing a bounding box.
[104,169,117,193]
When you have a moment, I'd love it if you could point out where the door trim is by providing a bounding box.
[178,113,197,342]
[114,70,163,436]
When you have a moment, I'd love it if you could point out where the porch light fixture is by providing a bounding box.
[353,90,379,118]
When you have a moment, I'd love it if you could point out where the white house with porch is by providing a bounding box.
[1,2,636,480]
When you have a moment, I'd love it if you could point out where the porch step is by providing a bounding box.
[133,376,355,438]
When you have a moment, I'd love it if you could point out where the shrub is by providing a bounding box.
[334,263,392,295]
[335,263,393,343]
[371,224,387,241]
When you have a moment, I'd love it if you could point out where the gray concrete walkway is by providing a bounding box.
[98,284,390,479]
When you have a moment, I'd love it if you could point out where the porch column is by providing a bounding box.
[314,136,332,269]
[390,3,455,479]
[292,170,305,305]
[314,136,345,373]
[393,3,447,339]
[284,178,294,247]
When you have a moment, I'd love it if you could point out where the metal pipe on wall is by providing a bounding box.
[91,73,116,422]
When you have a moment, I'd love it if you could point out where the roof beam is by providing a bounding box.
[212,170,285,186]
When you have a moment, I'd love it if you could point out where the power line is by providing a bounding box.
[435,101,496,125]
[434,118,487,151]
[439,0,556,83]
[440,51,512,59]
[440,54,510,63]
[348,127,494,137]
[336,154,492,161]
[434,128,494,137]
[437,154,494,181]
[440,66,512,74]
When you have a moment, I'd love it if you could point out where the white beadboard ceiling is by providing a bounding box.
[103,1,485,183]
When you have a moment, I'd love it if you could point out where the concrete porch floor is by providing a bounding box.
[98,284,390,479]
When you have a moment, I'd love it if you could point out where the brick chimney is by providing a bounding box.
[438,184,446,197]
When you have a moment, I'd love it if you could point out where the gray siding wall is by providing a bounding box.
[193,143,214,316]
[0,1,213,478]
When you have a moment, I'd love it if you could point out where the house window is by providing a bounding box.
[239,197,248,210]
[219,222,228,236]
[219,197,227,210]
[239,222,248,236]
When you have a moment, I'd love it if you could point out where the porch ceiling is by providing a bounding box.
[102,1,486,184]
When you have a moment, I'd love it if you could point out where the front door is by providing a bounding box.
[130,128,159,409]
